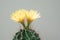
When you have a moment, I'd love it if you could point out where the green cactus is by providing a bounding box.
[11,9,41,40]
[13,29,40,40]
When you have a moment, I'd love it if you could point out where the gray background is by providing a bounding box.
[0,0,60,40]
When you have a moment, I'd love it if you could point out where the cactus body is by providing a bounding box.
[13,29,40,40]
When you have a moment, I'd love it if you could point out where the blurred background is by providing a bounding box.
[0,0,60,40]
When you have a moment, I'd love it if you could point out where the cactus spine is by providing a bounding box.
[13,29,40,40]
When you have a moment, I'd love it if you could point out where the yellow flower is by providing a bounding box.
[10,9,28,23]
[26,10,41,22]
[11,9,41,24]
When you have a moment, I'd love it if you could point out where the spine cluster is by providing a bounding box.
[13,29,40,40]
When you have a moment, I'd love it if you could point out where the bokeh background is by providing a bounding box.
[0,0,60,40]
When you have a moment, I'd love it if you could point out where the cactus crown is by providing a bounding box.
[13,29,40,40]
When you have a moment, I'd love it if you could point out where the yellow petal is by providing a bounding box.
[26,10,41,22]
[10,9,28,23]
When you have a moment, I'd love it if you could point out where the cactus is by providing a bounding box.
[11,9,41,40]
[13,29,40,40]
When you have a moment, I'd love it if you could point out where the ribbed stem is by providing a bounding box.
[13,29,40,40]
[25,30,30,40]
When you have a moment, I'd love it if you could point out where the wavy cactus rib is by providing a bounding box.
[13,29,40,40]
